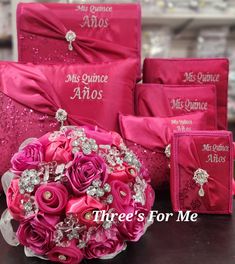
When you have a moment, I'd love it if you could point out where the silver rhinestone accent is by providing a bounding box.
[77,240,86,249]
[106,194,113,204]
[96,188,105,197]
[54,215,86,246]
[55,109,67,127]
[193,168,209,197]
[133,176,147,206]
[102,221,112,230]
[165,144,171,158]
[87,186,97,196]
[72,147,80,154]
[92,180,102,188]
[19,169,40,194]
[65,30,76,51]
[72,140,79,147]
[103,183,111,193]
[86,180,106,198]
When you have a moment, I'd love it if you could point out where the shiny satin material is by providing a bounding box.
[171,131,233,214]
[66,196,106,226]
[135,83,217,129]
[17,3,141,79]
[119,113,216,188]
[0,60,137,131]
[143,58,229,130]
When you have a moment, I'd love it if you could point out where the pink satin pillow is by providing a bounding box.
[171,131,233,214]
[0,59,137,131]
[17,3,141,79]
[143,58,229,130]
[0,60,137,187]
[135,83,217,129]
[119,113,217,189]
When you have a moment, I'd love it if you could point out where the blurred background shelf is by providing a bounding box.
[142,9,235,28]
[0,0,12,60]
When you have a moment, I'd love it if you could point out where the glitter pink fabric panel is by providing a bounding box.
[125,140,169,189]
[0,91,58,191]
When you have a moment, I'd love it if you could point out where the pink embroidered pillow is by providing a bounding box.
[135,83,217,129]
[17,3,141,79]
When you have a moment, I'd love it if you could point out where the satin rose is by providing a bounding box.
[109,180,133,214]
[84,227,126,259]
[117,185,154,241]
[108,166,137,183]
[118,208,147,242]
[67,153,107,195]
[11,141,44,174]
[66,196,106,226]
[35,183,68,215]
[6,178,25,221]
[45,134,72,164]
[47,241,83,264]
[17,214,59,255]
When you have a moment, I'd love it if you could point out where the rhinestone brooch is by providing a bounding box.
[65,30,76,51]
[193,168,209,197]
[165,144,171,158]
[55,109,68,127]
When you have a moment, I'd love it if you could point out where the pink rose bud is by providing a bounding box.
[35,183,68,214]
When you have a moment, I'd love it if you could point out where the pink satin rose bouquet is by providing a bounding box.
[1,125,155,264]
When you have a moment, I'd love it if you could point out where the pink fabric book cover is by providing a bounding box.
[119,113,217,189]
[143,58,229,130]
[17,3,141,79]
[135,83,217,129]
[171,131,233,214]
[0,59,137,186]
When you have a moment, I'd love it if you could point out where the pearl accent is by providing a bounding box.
[43,191,52,200]
[120,191,127,197]
[84,212,93,220]
[58,254,67,261]
[128,168,136,176]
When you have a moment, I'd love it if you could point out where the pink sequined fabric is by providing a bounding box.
[0,91,58,184]
[125,140,170,189]
[179,178,201,210]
